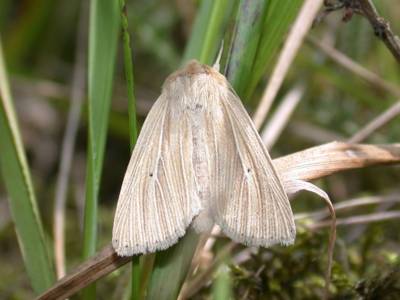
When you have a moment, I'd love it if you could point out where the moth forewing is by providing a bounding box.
[112,74,202,256]
[196,74,296,247]
[112,60,296,257]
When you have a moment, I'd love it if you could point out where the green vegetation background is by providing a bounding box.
[0,0,399,299]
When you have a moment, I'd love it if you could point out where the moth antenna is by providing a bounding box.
[212,41,224,71]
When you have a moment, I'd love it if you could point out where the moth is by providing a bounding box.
[112,60,295,256]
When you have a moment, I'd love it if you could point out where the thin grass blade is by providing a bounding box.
[245,0,303,99]
[0,38,55,293]
[212,263,232,300]
[225,0,269,99]
[82,0,120,298]
[146,229,199,300]
[119,0,141,298]
[182,0,233,65]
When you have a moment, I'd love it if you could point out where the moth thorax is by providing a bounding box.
[191,120,213,233]
[190,113,209,204]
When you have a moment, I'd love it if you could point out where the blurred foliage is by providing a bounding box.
[0,0,400,299]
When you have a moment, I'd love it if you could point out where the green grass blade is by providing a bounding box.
[3,0,54,69]
[119,0,140,298]
[120,0,138,149]
[212,263,232,300]
[182,0,213,63]
[225,0,269,99]
[245,0,303,99]
[198,0,230,65]
[182,0,232,65]
[82,0,120,298]
[131,258,141,300]
[0,39,55,293]
[146,229,199,300]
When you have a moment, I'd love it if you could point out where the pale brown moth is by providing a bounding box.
[112,60,295,256]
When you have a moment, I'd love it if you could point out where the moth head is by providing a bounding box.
[163,60,227,88]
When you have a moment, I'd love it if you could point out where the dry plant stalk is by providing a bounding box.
[349,101,400,143]
[310,210,400,229]
[53,0,87,278]
[288,121,345,143]
[261,83,305,149]
[308,36,400,98]
[295,193,400,221]
[252,0,323,129]
[36,142,400,300]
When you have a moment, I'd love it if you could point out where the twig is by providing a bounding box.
[36,142,400,300]
[261,83,305,149]
[309,210,400,229]
[252,0,323,129]
[356,0,400,63]
[349,101,400,143]
[53,0,87,279]
[308,36,400,98]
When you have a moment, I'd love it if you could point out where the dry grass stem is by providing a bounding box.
[308,36,400,97]
[53,1,87,279]
[295,193,400,221]
[252,0,323,129]
[288,121,345,143]
[349,101,400,143]
[261,83,305,149]
[309,210,400,229]
[35,245,131,300]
